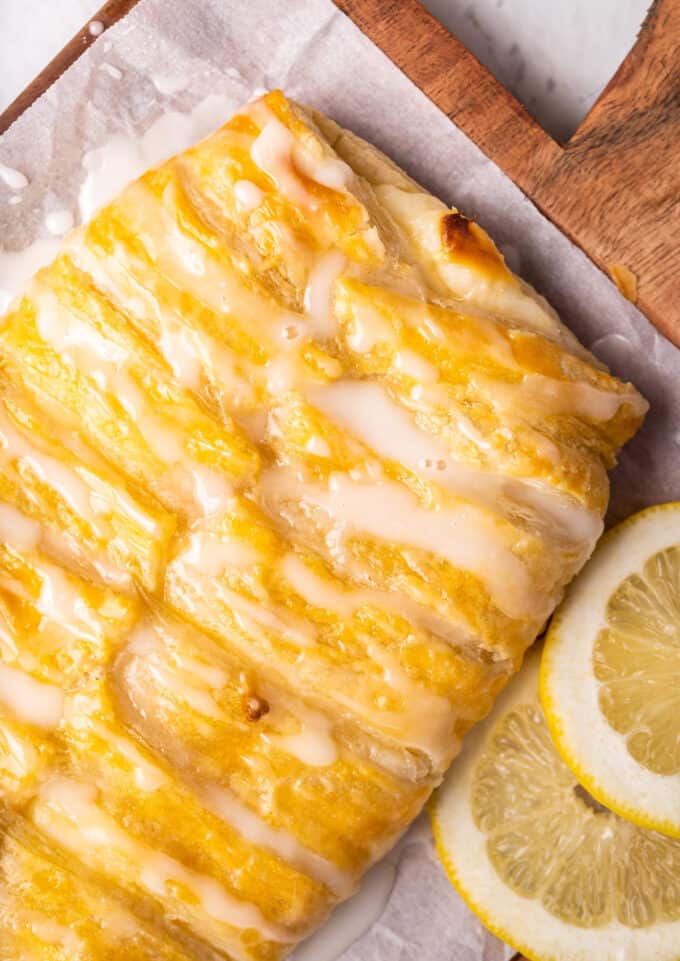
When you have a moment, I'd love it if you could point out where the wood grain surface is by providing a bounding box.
[333,0,680,347]
[0,0,140,134]
[1,0,678,346]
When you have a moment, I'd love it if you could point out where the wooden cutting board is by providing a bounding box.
[1,0,678,348]
[2,0,678,351]
[332,0,680,348]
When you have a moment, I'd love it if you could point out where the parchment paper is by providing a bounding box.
[1,1,678,958]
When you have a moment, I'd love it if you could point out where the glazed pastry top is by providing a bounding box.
[0,90,645,960]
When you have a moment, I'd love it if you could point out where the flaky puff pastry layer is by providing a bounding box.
[0,90,645,960]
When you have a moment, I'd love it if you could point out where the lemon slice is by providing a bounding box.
[541,502,680,837]
[431,646,680,961]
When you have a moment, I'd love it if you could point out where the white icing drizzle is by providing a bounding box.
[344,300,395,354]
[32,284,127,361]
[23,914,84,953]
[88,19,104,36]
[203,784,352,895]
[170,223,206,276]
[304,251,346,338]
[337,284,620,465]
[305,434,331,457]
[35,564,101,636]
[0,720,40,779]
[261,466,543,621]
[265,691,342,768]
[88,720,168,792]
[151,72,189,96]
[0,238,62,314]
[31,285,232,517]
[159,313,218,387]
[508,478,603,545]
[0,503,42,552]
[173,543,453,758]
[0,96,241,313]
[37,778,294,946]
[293,151,353,192]
[182,531,253,578]
[248,99,352,201]
[127,622,342,800]
[454,409,495,452]
[392,349,439,383]
[410,377,563,467]
[367,642,452,733]
[98,905,140,941]
[214,582,318,648]
[338,631,455,757]
[281,553,473,650]
[250,117,315,208]
[523,424,562,466]
[173,653,229,690]
[309,381,601,545]
[120,182,304,350]
[473,370,643,423]
[126,625,227,721]
[234,179,265,212]
[0,162,28,190]
[66,240,255,410]
[78,94,234,221]
[0,663,64,729]
[273,719,339,768]
[340,282,513,368]
[313,381,448,467]
[263,354,304,394]
[0,548,103,641]
[523,372,644,420]
[186,466,234,517]
[0,405,96,521]
[45,210,75,237]
[100,63,123,81]
[86,469,161,536]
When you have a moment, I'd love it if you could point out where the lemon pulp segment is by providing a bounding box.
[542,504,680,837]
[433,649,680,961]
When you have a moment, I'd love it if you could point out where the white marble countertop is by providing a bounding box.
[1,0,651,140]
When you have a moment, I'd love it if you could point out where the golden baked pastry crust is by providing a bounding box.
[0,90,646,959]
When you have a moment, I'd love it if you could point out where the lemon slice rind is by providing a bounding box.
[541,502,680,837]
[431,646,680,961]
